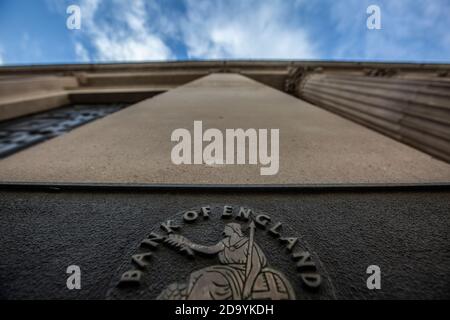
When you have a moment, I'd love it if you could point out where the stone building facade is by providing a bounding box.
[0,61,449,299]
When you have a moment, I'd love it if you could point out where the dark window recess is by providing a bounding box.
[0,103,128,158]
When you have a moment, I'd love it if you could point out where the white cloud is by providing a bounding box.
[65,0,449,63]
[35,0,450,64]
[65,0,317,62]
[92,34,171,61]
[74,0,316,61]
[75,42,90,62]
[181,0,316,59]
[77,0,173,62]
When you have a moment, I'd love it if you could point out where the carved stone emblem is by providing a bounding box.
[107,205,335,300]
[158,222,295,300]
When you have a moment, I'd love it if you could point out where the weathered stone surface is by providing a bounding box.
[297,72,450,162]
[0,186,448,299]
[0,73,449,184]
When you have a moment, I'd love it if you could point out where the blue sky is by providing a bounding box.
[0,0,449,65]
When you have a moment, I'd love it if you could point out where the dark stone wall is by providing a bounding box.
[0,186,448,299]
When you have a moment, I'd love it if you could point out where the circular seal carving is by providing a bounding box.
[107,205,335,300]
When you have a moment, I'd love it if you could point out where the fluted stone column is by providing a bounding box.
[295,69,450,162]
